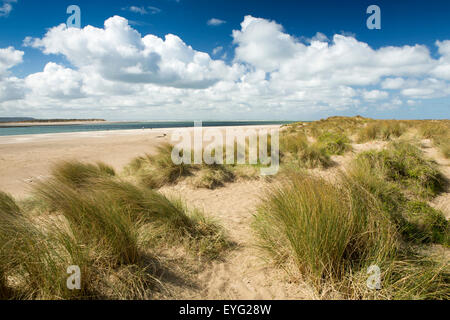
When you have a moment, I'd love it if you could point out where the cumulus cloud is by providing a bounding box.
[233,16,300,72]
[431,40,450,80]
[212,46,223,55]
[2,15,450,118]
[0,46,24,102]
[381,77,405,90]
[233,15,435,86]
[0,0,16,17]
[0,76,24,102]
[25,63,85,99]
[310,32,329,43]
[0,46,23,77]
[207,18,226,26]
[25,16,239,89]
[362,90,389,100]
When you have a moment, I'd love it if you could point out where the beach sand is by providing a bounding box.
[0,125,279,198]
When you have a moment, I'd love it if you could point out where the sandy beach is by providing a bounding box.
[0,125,280,198]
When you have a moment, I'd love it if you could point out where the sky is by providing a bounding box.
[0,0,449,121]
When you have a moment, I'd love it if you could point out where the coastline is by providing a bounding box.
[0,120,110,127]
[0,120,292,128]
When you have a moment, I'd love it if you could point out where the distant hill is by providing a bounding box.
[0,118,105,123]
[0,117,35,122]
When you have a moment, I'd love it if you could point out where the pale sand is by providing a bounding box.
[0,125,279,198]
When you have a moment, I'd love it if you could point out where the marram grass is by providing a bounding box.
[253,173,449,299]
[0,160,230,299]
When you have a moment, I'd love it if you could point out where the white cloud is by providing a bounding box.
[0,46,23,77]
[431,40,450,80]
[362,90,389,100]
[25,63,85,99]
[124,5,161,15]
[310,32,328,42]
[0,46,24,102]
[0,76,24,102]
[2,15,450,118]
[381,77,405,90]
[207,18,226,26]
[399,78,450,98]
[233,16,300,72]
[25,16,240,89]
[212,46,223,55]
[0,0,16,18]
[234,15,435,86]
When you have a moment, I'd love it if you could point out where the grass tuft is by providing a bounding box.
[126,143,193,188]
[0,159,231,299]
[253,174,396,287]
[317,132,352,155]
[356,142,446,198]
[253,172,449,299]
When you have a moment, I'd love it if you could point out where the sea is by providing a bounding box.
[0,121,294,137]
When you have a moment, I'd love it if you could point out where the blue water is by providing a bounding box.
[0,121,294,136]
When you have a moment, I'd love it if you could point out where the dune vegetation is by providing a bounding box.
[255,117,449,299]
[0,116,448,300]
[0,161,230,299]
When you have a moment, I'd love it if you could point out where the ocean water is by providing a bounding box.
[0,121,294,137]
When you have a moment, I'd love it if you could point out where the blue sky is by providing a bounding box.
[0,0,449,120]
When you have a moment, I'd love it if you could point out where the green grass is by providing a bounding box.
[34,180,141,266]
[288,116,370,139]
[0,160,230,299]
[126,143,193,188]
[355,142,446,198]
[347,145,448,246]
[297,143,333,169]
[50,160,116,189]
[280,132,333,169]
[192,164,235,189]
[0,191,96,299]
[35,163,230,259]
[402,201,449,245]
[126,143,257,189]
[439,141,450,158]
[316,131,352,155]
[379,121,406,140]
[253,173,449,299]
[253,173,397,289]
[357,121,406,143]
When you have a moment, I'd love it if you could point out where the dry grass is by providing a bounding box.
[0,160,231,299]
[355,141,446,199]
[347,149,448,246]
[253,172,449,299]
[357,120,406,143]
[418,121,450,158]
[280,131,333,169]
[253,174,396,288]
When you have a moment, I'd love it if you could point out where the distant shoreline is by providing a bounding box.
[0,119,107,127]
[0,119,294,128]
[0,120,293,137]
